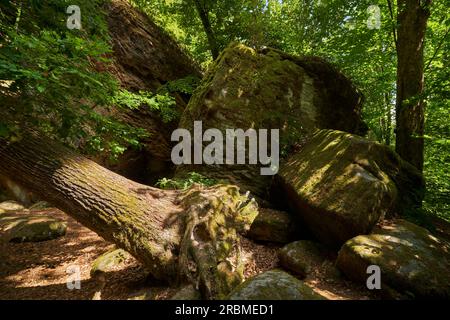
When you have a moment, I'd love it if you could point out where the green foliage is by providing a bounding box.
[1,0,448,220]
[422,1,450,222]
[0,0,184,160]
[156,172,218,190]
[158,75,201,95]
[135,0,449,222]
[132,0,281,67]
[112,89,178,123]
[0,1,125,158]
[423,105,450,222]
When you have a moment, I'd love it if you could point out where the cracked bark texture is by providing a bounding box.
[0,133,258,299]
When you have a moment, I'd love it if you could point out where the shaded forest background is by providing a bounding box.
[0,0,448,222]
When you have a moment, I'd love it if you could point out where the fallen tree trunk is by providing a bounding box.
[0,132,258,299]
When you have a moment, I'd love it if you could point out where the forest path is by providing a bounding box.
[0,208,164,300]
[0,207,380,300]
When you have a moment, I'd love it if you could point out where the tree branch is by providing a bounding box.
[425,28,449,72]
[387,0,398,52]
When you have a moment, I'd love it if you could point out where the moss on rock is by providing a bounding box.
[29,201,51,211]
[0,212,66,242]
[277,129,424,246]
[177,43,365,198]
[227,269,326,300]
[0,200,26,214]
[336,219,450,299]
[91,248,133,277]
[278,241,327,277]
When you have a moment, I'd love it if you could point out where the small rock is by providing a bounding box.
[0,213,66,242]
[227,269,326,300]
[90,248,133,277]
[247,208,298,243]
[336,219,450,299]
[0,200,26,214]
[170,285,202,300]
[278,241,326,277]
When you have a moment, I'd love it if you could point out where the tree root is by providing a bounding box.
[176,184,259,299]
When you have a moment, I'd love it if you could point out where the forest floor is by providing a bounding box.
[0,208,384,300]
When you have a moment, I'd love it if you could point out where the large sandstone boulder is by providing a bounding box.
[0,212,66,242]
[106,0,201,94]
[336,219,450,299]
[94,0,202,185]
[177,43,366,197]
[227,269,326,300]
[277,129,424,246]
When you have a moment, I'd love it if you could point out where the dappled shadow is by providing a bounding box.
[338,219,450,299]
[0,278,98,300]
[271,129,425,247]
[0,208,159,300]
[0,209,112,276]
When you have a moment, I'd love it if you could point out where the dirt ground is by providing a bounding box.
[0,208,381,300]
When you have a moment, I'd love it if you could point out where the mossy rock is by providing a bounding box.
[278,241,327,277]
[127,288,168,300]
[227,269,326,300]
[246,208,298,243]
[0,213,66,242]
[90,248,133,277]
[277,129,424,247]
[0,200,26,214]
[29,201,51,211]
[170,285,202,300]
[176,43,366,198]
[336,219,450,299]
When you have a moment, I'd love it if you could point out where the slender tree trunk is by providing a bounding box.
[192,0,220,60]
[395,0,431,172]
[0,133,258,299]
[384,92,392,146]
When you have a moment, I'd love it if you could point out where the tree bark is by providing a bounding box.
[384,92,392,146]
[192,0,220,60]
[0,132,258,299]
[395,0,431,172]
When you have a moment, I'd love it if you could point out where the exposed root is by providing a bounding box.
[177,184,259,299]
